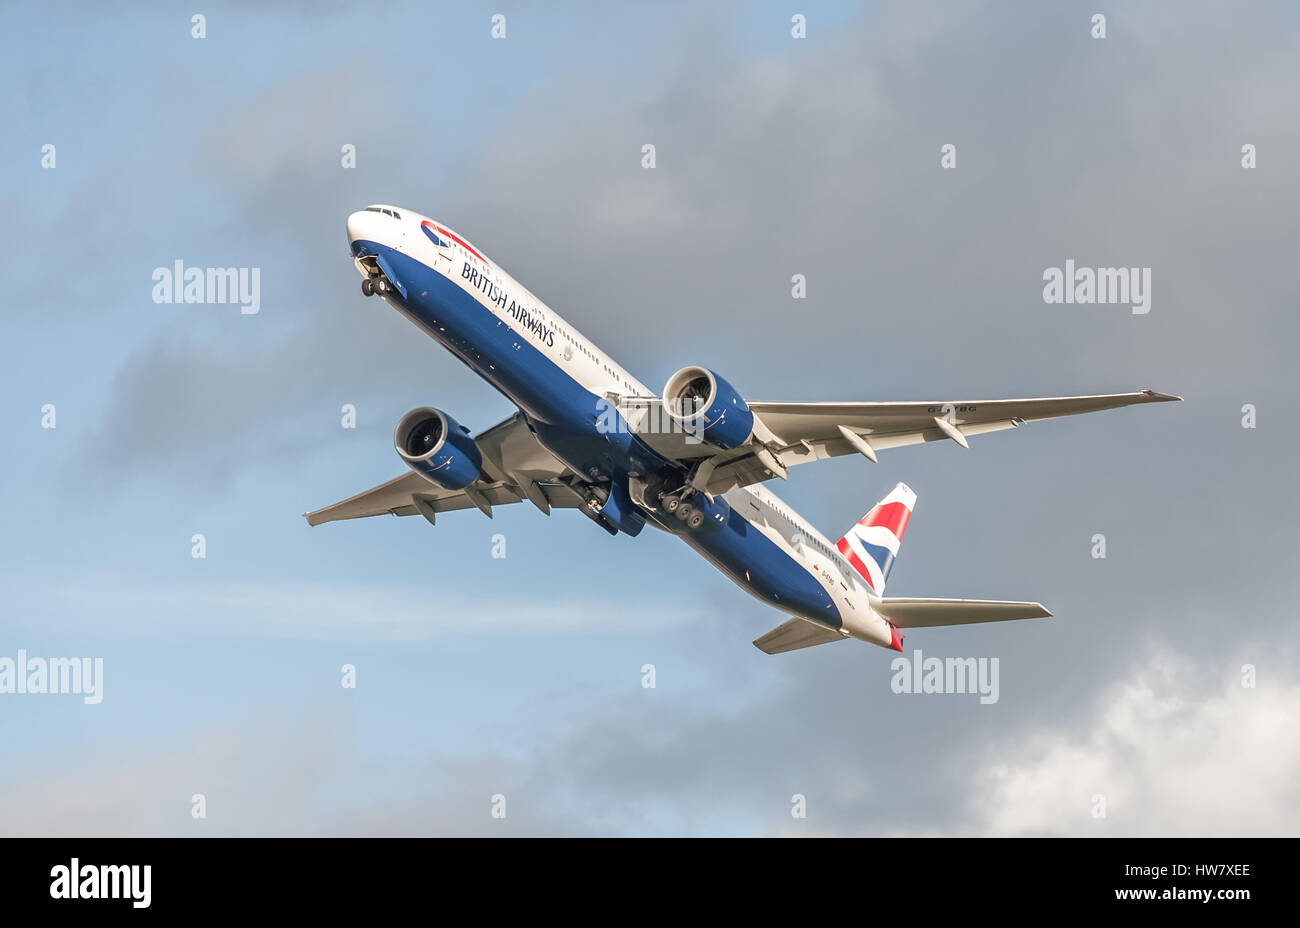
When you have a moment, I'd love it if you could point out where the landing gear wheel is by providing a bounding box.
[362,277,375,296]
[674,503,693,522]
[374,277,390,295]
[662,495,682,514]
[686,510,705,529]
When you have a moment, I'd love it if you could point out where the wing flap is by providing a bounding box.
[874,598,1052,628]
[748,390,1180,446]
[753,617,847,654]
[306,476,584,525]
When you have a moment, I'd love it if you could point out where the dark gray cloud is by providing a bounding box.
[88,1,1300,478]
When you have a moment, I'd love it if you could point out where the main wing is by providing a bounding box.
[305,413,584,526]
[663,389,1180,494]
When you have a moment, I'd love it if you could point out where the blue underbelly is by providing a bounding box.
[683,508,842,626]
[360,242,667,479]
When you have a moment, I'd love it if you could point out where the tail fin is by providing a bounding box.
[837,482,916,595]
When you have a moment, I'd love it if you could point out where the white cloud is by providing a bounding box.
[971,653,1300,836]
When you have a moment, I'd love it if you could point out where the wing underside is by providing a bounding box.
[305,413,582,526]
[632,390,1179,493]
[304,471,584,525]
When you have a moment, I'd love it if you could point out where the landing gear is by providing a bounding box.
[659,486,702,528]
[361,277,375,296]
[653,481,715,531]
[362,276,391,297]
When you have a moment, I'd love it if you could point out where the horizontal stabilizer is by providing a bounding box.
[874,598,1051,628]
[753,617,846,654]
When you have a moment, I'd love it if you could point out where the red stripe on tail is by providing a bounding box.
[837,537,877,590]
[859,501,912,540]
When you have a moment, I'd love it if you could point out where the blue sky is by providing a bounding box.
[2,0,1298,835]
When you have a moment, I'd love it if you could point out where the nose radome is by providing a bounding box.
[346,210,367,244]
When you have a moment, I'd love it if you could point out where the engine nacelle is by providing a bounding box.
[394,407,483,491]
[662,366,754,450]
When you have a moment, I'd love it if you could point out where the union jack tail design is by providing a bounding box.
[836,482,916,595]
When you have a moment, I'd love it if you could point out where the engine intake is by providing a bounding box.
[394,407,483,491]
[662,366,754,450]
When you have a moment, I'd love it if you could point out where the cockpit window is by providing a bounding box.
[364,207,402,219]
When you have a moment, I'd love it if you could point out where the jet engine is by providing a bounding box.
[661,366,754,450]
[394,407,483,490]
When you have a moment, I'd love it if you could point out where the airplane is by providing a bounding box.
[306,204,1180,654]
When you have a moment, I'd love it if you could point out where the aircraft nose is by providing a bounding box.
[346,210,368,245]
[347,206,407,258]
[346,209,388,258]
